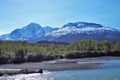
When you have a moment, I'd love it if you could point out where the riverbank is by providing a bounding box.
[0,56,120,72]
[1,58,120,80]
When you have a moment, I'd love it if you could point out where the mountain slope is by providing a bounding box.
[43,26,58,33]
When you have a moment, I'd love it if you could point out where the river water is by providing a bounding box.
[0,60,120,80]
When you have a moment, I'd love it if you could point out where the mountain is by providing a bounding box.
[43,22,120,43]
[0,22,120,43]
[0,23,57,42]
[0,23,44,42]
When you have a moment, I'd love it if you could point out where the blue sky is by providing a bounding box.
[0,0,120,35]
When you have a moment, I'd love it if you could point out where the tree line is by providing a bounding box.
[0,40,120,64]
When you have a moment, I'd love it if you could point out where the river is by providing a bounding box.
[0,60,120,80]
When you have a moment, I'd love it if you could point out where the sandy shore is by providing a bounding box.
[0,56,120,71]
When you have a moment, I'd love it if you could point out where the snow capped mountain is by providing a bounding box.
[45,22,116,37]
[6,23,45,42]
[0,22,58,42]
[0,22,120,43]
[62,22,104,28]
[44,22,120,43]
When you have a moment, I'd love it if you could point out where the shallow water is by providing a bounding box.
[0,60,120,80]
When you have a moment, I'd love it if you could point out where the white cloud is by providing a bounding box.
[0,30,5,36]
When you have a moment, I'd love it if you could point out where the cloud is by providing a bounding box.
[0,30,5,36]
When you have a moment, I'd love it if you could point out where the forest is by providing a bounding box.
[0,40,120,64]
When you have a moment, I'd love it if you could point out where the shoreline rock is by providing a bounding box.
[0,69,43,76]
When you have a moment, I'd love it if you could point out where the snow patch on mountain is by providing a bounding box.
[46,26,116,37]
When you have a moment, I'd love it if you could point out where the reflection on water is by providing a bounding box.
[0,60,120,80]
